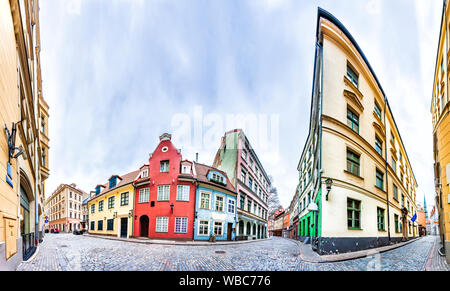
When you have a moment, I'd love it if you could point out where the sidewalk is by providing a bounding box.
[425,235,450,271]
[291,237,422,263]
[84,233,270,246]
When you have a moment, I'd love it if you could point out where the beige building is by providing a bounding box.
[45,184,87,232]
[431,0,450,264]
[294,8,418,255]
[0,0,49,270]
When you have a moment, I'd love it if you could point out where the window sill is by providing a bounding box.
[344,170,364,181]
[348,228,363,231]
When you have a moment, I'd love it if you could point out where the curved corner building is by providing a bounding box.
[296,8,419,255]
[431,1,450,265]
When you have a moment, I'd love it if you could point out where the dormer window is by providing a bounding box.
[109,176,118,189]
[141,169,148,178]
[160,161,169,173]
[209,171,226,185]
[95,186,102,195]
[181,164,191,174]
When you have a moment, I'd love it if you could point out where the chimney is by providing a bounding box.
[196,153,199,163]
[159,133,172,141]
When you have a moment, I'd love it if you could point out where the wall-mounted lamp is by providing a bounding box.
[170,203,174,213]
[325,178,333,201]
[113,212,118,219]
[129,210,133,219]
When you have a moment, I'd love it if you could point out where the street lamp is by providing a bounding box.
[325,178,333,201]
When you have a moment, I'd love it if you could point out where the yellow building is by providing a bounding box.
[87,170,138,238]
[294,8,418,255]
[0,0,49,270]
[431,0,450,265]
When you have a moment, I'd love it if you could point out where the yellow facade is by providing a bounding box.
[0,0,49,270]
[87,183,135,238]
[431,0,450,264]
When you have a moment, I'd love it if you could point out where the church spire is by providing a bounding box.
[424,195,428,219]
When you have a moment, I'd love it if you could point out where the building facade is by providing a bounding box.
[294,8,419,255]
[272,208,284,237]
[46,184,86,232]
[193,163,237,241]
[431,0,450,264]
[88,172,137,238]
[133,134,197,240]
[0,0,49,270]
[213,129,270,240]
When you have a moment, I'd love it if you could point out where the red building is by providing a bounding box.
[133,133,197,240]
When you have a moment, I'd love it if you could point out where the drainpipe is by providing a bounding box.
[32,20,40,246]
[316,41,323,243]
[383,98,391,243]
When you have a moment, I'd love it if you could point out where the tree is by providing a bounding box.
[267,176,282,217]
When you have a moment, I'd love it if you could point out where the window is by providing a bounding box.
[98,220,103,231]
[174,217,188,234]
[214,221,224,236]
[90,221,95,230]
[241,169,247,183]
[107,219,114,231]
[91,204,95,214]
[374,102,382,119]
[247,199,252,212]
[347,108,359,133]
[141,169,148,177]
[248,177,253,190]
[347,64,359,88]
[157,185,170,201]
[215,195,224,212]
[109,177,117,189]
[156,217,169,233]
[177,185,190,201]
[392,158,397,173]
[198,220,209,236]
[181,164,191,174]
[375,136,383,156]
[394,214,400,233]
[393,184,398,201]
[347,150,360,176]
[391,131,395,144]
[120,192,129,206]
[139,188,149,203]
[200,192,210,209]
[402,194,405,207]
[160,161,169,173]
[108,196,115,209]
[376,169,384,189]
[377,208,385,231]
[240,195,245,209]
[241,150,247,161]
[347,198,361,229]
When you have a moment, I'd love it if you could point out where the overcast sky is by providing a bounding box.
[40,0,442,210]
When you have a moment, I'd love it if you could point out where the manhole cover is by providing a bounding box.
[60,245,68,248]
[215,251,226,254]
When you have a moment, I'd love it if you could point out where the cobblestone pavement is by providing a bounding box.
[17,233,445,271]
[425,236,450,271]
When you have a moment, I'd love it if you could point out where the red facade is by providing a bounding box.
[133,134,196,240]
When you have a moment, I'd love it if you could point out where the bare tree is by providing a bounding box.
[267,176,282,217]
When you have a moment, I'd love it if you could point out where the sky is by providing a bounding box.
[39,0,442,210]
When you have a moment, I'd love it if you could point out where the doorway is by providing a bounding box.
[120,218,128,238]
[140,215,149,237]
[227,223,233,241]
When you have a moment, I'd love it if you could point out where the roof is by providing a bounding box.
[317,7,418,186]
[193,163,237,194]
[89,169,140,202]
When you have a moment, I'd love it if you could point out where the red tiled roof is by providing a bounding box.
[89,169,140,202]
[193,163,236,194]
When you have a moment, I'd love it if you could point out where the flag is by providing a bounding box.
[411,213,417,223]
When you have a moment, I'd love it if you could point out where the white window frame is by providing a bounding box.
[156,217,169,233]
[176,185,190,201]
[181,164,191,174]
[160,161,169,173]
[197,220,210,236]
[215,195,225,212]
[157,185,170,201]
[213,220,224,237]
[139,188,149,203]
[200,191,211,210]
[227,198,236,214]
[174,217,188,234]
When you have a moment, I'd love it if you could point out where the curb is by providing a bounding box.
[22,245,40,264]
[294,237,422,264]
[83,234,270,246]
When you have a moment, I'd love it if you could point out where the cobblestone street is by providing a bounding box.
[17,234,447,271]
